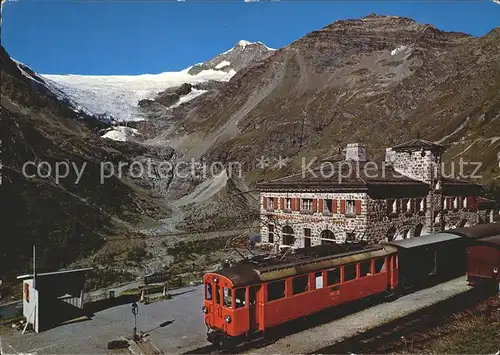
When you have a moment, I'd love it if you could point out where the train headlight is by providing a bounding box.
[224,315,232,324]
[202,306,208,314]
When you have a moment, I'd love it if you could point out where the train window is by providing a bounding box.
[292,275,309,295]
[235,288,246,309]
[315,272,324,289]
[267,280,285,302]
[216,285,221,304]
[205,283,213,300]
[327,268,340,285]
[360,261,372,277]
[374,258,386,273]
[344,264,357,281]
[223,288,233,308]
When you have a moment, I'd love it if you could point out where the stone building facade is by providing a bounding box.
[257,140,495,249]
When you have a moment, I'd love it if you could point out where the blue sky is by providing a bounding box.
[2,0,499,75]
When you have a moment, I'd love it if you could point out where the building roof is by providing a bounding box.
[256,160,430,194]
[391,139,446,153]
[17,268,93,280]
[383,233,461,249]
[450,223,500,240]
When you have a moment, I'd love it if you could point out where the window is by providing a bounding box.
[235,288,246,309]
[374,258,386,273]
[304,228,311,248]
[267,197,275,210]
[282,226,295,246]
[346,200,356,215]
[315,272,323,289]
[360,261,372,277]
[344,264,357,281]
[325,199,333,213]
[301,198,313,211]
[462,197,467,209]
[268,224,274,243]
[420,198,426,211]
[267,280,285,301]
[453,197,459,209]
[327,268,341,285]
[223,287,232,308]
[205,283,212,300]
[285,198,292,210]
[406,199,412,212]
[292,275,309,295]
[215,285,221,304]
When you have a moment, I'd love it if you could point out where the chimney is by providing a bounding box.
[385,148,396,163]
[345,143,367,162]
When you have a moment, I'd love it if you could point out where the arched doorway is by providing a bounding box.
[413,223,424,237]
[386,226,396,242]
[282,226,295,246]
[320,229,336,245]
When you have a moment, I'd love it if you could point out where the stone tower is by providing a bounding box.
[387,139,447,233]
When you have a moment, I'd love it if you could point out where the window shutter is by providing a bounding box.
[446,197,452,210]
[291,198,295,211]
[263,196,267,209]
[423,197,427,212]
[457,196,462,209]
[295,198,301,211]
[332,199,338,213]
[273,198,278,210]
[355,200,362,215]
[474,196,479,211]
[312,199,317,212]
[318,199,324,213]
[402,199,407,213]
[280,197,284,210]
[396,199,401,214]
[340,200,346,214]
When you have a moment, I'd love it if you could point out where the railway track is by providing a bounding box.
[313,286,494,354]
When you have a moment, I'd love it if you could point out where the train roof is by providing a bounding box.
[473,235,500,250]
[216,243,397,287]
[383,232,462,249]
[449,223,500,240]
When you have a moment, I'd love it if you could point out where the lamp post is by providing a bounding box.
[132,302,138,341]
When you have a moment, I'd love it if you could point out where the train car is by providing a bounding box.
[465,235,500,290]
[202,243,399,348]
[383,232,467,290]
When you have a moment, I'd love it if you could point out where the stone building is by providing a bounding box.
[257,139,495,249]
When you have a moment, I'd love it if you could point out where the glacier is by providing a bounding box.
[41,68,236,122]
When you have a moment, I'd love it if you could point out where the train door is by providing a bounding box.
[249,285,261,331]
[213,283,224,329]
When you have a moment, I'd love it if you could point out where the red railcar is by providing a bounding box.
[466,235,500,289]
[202,244,398,348]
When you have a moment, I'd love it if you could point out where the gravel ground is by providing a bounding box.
[1,285,209,355]
[244,276,471,354]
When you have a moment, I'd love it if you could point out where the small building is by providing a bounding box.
[257,139,495,248]
[17,268,92,332]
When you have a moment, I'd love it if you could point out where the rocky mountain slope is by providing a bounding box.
[1,45,169,278]
[188,40,276,75]
[170,14,500,183]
